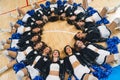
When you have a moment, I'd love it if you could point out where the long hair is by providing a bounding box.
[74,40,82,52]
[51,49,60,61]
[64,45,73,56]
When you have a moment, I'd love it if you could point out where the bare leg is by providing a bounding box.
[16,7,26,16]
[2,50,17,58]
[106,55,115,63]
[33,2,40,9]
[3,44,10,49]
[100,7,108,18]
[107,18,120,34]
[107,4,120,14]
[26,76,31,80]
[0,60,17,74]
[14,23,20,29]
[83,74,98,80]
[82,0,88,10]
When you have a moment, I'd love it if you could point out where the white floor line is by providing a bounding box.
[43,30,76,35]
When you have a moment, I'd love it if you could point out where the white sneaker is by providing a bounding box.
[116,4,120,9]
[115,26,120,30]
[0,39,6,45]
[0,43,4,50]
[8,13,17,18]
[9,22,14,30]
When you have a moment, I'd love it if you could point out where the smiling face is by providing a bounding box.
[52,50,60,58]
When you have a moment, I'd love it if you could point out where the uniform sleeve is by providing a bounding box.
[59,60,65,80]
[85,28,101,43]
[64,57,73,78]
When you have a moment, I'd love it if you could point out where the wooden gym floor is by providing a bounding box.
[0,0,120,80]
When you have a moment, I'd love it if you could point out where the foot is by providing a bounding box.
[115,26,120,30]
[0,43,4,50]
[9,22,14,30]
[0,39,6,45]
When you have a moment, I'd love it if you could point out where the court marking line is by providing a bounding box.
[0,0,46,15]
[43,30,76,35]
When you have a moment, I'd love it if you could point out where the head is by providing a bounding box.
[74,40,85,51]
[32,27,42,34]
[43,46,52,55]
[74,32,85,40]
[52,49,60,60]
[67,18,75,25]
[36,20,43,25]
[64,45,73,55]
[51,0,57,3]
[74,20,85,30]
[31,34,41,42]
[34,41,46,50]
[68,0,73,4]
[33,42,43,50]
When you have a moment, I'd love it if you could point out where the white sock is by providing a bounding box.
[0,66,8,74]
[3,50,9,56]
[0,44,4,50]
[2,50,13,61]
[0,39,6,45]
[16,70,25,80]
[114,18,120,24]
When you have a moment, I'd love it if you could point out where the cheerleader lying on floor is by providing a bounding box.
[16,46,52,80]
[0,34,41,51]
[64,45,98,80]
[46,50,65,80]
[74,18,120,43]
[0,42,46,75]
[74,40,120,66]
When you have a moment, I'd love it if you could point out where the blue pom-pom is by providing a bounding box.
[63,0,67,5]
[45,1,51,7]
[27,10,35,16]
[13,33,21,39]
[101,17,109,24]
[33,76,44,80]
[73,3,78,8]
[16,20,24,25]
[106,36,120,54]
[96,17,109,25]
[88,9,97,16]
[40,4,45,9]
[87,7,94,11]
[92,64,112,79]
[10,33,21,39]
[57,0,63,6]
[77,3,82,6]
[7,47,19,51]
[68,77,72,80]
[13,62,26,73]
